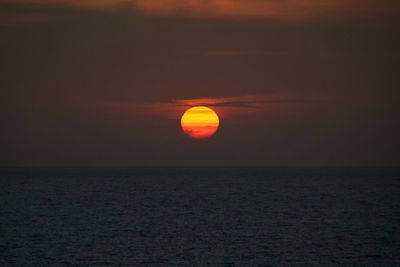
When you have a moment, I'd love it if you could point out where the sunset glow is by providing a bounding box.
[181,106,219,139]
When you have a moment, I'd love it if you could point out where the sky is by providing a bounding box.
[0,0,399,166]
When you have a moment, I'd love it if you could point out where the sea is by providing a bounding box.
[1,167,399,266]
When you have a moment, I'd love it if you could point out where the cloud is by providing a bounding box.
[200,101,255,108]
[1,0,399,25]
[96,93,320,121]
[192,50,288,57]
[1,0,128,9]
[171,94,320,109]
[132,0,400,20]
[0,9,60,25]
[175,101,254,108]
[0,0,129,25]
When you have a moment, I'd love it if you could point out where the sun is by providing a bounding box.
[181,106,220,139]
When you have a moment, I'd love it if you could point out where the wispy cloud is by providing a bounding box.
[1,0,399,25]
[171,94,320,108]
[0,9,61,25]
[0,0,128,25]
[1,0,128,9]
[192,50,288,57]
[132,0,400,20]
[95,93,325,120]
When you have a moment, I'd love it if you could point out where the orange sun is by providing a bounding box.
[181,106,220,139]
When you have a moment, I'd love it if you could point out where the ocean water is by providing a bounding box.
[0,167,399,266]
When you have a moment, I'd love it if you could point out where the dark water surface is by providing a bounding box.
[1,167,400,265]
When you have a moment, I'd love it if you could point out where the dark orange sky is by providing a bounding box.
[0,0,399,166]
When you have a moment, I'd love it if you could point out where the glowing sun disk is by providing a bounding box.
[181,106,219,138]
